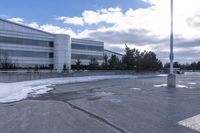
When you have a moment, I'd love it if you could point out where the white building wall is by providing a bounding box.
[0,18,109,71]
[54,34,71,72]
[0,18,53,38]
[0,18,55,69]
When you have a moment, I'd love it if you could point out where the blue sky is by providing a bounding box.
[0,0,200,63]
[0,0,148,24]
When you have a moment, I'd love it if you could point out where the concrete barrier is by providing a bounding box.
[0,71,138,83]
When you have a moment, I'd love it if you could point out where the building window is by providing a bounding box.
[0,36,53,47]
[0,49,54,58]
[72,54,103,60]
[49,53,54,58]
[49,42,54,47]
[72,43,103,51]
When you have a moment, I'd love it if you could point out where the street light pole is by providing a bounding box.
[170,0,174,74]
[167,0,176,88]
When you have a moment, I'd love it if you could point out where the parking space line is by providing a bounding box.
[178,114,200,132]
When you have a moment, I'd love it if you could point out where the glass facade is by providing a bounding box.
[0,36,54,47]
[0,49,54,58]
[72,54,103,60]
[72,43,103,51]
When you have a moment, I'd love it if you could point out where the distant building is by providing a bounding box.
[0,18,110,71]
[0,18,123,71]
[71,38,104,65]
[104,49,123,60]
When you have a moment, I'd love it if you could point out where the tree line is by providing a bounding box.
[164,61,200,70]
[0,46,165,71]
[72,46,163,71]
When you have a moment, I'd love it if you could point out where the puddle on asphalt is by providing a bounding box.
[29,87,116,103]
[100,98,121,103]
[87,96,102,101]
[87,91,115,101]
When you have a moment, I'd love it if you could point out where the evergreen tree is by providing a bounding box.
[63,64,67,71]
[140,51,162,71]
[191,62,197,70]
[88,57,99,70]
[108,54,121,70]
[122,47,137,70]
[75,57,82,70]
[102,54,109,70]
[197,61,200,70]
[122,45,162,71]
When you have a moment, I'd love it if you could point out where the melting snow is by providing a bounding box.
[0,75,135,103]
[187,82,197,85]
[130,88,141,90]
[177,84,188,88]
[154,84,188,88]
[154,84,167,87]
[94,91,114,97]
[156,74,168,77]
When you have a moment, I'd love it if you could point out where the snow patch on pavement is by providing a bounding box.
[189,87,196,89]
[187,82,197,85]
[177,84,188,88]
[101,98,121,103]
[130,88,141,90]
[154,84,167,87]
[154,84,188,88]
[94,91,114,97]
[178,114,200,132]
[156,74,168,77]
[0,75,135,103]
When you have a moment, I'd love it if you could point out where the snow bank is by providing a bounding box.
[156,74,168,77]
[154,84,188,88]
[0,75,136,103]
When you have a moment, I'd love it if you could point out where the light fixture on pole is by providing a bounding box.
[167,0,176,88]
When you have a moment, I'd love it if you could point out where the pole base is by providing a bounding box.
[167,74,176,88]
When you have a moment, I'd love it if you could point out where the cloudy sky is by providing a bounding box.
[0,0,200,63]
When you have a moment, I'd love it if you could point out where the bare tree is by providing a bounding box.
[0,51,15,70]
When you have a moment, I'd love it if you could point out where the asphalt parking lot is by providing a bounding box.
[0,72,200,133]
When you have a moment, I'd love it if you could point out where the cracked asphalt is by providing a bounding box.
[0,72,200,133]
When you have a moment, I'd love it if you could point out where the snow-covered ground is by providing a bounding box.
[0,75,136,103]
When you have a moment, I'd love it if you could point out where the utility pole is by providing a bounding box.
[167,0,176,88]
[170,0,174,74]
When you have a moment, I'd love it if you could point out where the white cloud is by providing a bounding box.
[66,1,200,62]
[7,17,77,37]
[57,16,84,26]
[28,22,39,29]
[8,17,24,24]
[82,7,123,25]
[40,24,77,37]
[57,0,200,40]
